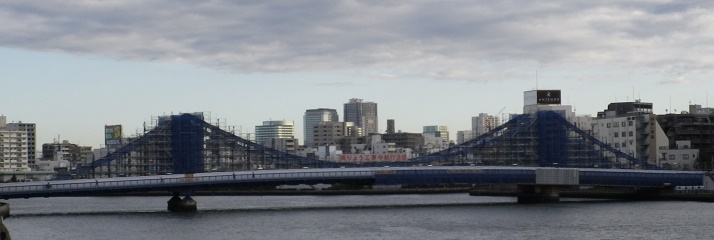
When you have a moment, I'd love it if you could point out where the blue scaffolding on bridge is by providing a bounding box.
[62,113,332,179]
[410,110,658,170]
[61,110,659,180]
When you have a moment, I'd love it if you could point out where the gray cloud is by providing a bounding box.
[1,0,712,82]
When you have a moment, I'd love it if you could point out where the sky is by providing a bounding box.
[1,0,714,149]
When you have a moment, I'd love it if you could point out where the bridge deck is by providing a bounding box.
[0,167,706,199]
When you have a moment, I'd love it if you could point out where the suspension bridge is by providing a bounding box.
[1,111,711,212]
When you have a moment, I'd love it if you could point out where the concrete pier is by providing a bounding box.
[167,193,197,212]
[517,185,561,203]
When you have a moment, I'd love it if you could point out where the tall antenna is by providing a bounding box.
[669,95,672,113]
[632,86,635,101]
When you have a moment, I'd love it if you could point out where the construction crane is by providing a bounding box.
[497,107,506,125]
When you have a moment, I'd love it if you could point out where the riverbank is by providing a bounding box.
[469,185,714,202]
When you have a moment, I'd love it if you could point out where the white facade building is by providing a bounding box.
[254,120,295,145]
[316,145,342,161]
[0,116,32,172]
[591,102,668,165]
[371,135,396,154]
[423,134,450,154]
[35,158,71,172]
[472,113,500,138]
[659,140,699,170]
[6,121,37,167]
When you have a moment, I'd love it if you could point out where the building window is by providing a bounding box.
[614,122,619,127]
[614,132,619,137]
[669,155,675,160]
[607,123,611,128]
[614,143,620,148]
[629,131,633,137]
[683,154,689,160]
[629,121,633,126]
[622,132,626,137]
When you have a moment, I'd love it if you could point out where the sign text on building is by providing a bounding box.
[338,154,409,163]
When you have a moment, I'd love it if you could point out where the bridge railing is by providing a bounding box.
[0,170,375,194]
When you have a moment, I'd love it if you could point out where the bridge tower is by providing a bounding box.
[171,114,205,174]
[167,114,204,212]
[537,111,568,167]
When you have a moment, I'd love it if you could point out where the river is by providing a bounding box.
[3,194,713,239]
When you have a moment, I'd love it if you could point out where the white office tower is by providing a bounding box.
[254,120,295,145]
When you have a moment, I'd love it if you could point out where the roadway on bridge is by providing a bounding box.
[0,167,706,199]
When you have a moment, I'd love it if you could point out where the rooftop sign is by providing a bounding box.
[524,90,562,105]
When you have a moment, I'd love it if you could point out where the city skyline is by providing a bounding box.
[1,1,713,149]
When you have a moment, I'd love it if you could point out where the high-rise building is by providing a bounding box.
[658,105,714,170]
[592,101,667,166]
[7,122,37,167]
[472,113,500,138]
[313,121,357,147]
[254,120,295,145]
[386,119,395,134]
[304,109,339,146]
[344,98,378,136]
[0,116,32,172]
[423,125,449,142]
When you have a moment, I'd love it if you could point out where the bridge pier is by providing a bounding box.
[517,185,561,203]
[167,192,197,212]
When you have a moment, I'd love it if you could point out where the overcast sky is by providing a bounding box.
[2,0,713,148]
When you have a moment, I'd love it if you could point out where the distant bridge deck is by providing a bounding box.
[0,167,706,199]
